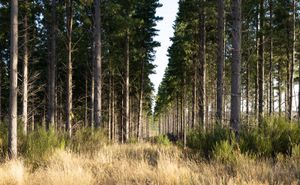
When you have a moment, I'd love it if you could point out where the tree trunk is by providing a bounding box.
[230,0,241,134]
[47,0,56,130]
[111,75,115,142]
[289,0,295,121]
[22,0,29,135]
[0,61,2,122]
[199,0,206,129]
[216,0,225,124]
[66,0,73,137]
[183,73,187,148]
[125,32,130,142]
[192,58,197,128]
[84,75,88,127]
[269,0,273,116]
[255,6,259,122]
[108,59,112,141]
[94,0,102,129]
[137,58,144,141]
[9,0,18,159]
[258,0,264,126]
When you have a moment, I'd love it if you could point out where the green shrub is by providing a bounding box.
[153,135,170,146]
[69,128,107,153]
[213,140,237,164]
[21,128,66,164]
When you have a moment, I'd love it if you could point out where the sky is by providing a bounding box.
[150,0,179,94]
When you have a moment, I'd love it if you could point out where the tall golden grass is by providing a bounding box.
[0,143,299,185]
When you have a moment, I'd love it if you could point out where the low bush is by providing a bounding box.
[153,135,171,146]
[187,117,300,159]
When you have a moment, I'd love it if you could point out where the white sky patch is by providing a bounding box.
[150,0,179,95]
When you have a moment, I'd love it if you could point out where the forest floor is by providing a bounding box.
[0,143,299,185]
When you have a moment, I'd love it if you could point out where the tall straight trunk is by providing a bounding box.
[84,76,88,127]
[90,38,95,128]
[137,59,144,141]
[286,34,293,120]
[0,61,2,122]
[108,59,112,141]
[278,67,282,116]
[47,0,56,130]
[111,75,115,142]
[66,0,73,137]
[199,0,206,129]
[255,6,259,122]
[246,60,249,124]
[183,73,187,148]
[192,59,197,128]
[90,70,94,128]
[230,0,241,134]
[297,0,300,121]
[289,0,295,121]
[269,0,273,115]
[125,32,130,142]
[258,0,264,126]
[9,0,18,159]
[94,0,102,128]
[216,0,225,124]
[22,0,29,135]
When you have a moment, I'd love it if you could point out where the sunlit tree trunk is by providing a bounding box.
[66,0,73,137]
[22,0,29,135]
[137,58,144,141]
[125,32,130,142]
[9,0,18,159]
[94,0,102,129]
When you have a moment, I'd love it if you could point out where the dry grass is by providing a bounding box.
[0,143,299,185]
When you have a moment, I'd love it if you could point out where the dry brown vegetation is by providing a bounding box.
[0,143,299,185]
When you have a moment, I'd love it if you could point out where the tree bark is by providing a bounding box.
[47,0,56,130]
[125,32,130,142]
[269,0,273,116]
[258,0,264,126]
[216,0,225,124]
[137,58,144,141]
[22,0,29,135]
[230,0,241,134]
[0,61,2,122]
[289,0,295,121]
[94,0,102,129]
[66,0,73,137]
[199,0,206,129]
[9,0,18,159]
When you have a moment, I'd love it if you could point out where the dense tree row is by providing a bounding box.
[154,0,299,146]
[0,0,161,158]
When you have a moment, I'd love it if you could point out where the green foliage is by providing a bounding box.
[213,140,237,164]
[153,135,171,146]
[187,117,300,159]
[187,126,230,157]
[69,128,107,154]
[20,128,66,163]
